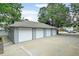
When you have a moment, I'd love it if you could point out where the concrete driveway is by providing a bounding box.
[0,33,79,56]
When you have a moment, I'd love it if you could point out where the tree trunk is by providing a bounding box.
[0,37,4,54]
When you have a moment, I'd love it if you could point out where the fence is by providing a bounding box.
[0,30,8,36]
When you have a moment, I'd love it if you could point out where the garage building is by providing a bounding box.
[8,21,57,44]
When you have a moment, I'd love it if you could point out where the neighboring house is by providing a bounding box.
[63,27,74,32]
[69,12,79,24]
[0,27,8,36]
[8,21,57,44]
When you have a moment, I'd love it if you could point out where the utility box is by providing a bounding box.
[0,37,3,54]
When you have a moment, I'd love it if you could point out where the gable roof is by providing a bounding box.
[9,21,57,29]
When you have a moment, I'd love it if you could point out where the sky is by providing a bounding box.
[21,3,70,22]
[21,3,48,22]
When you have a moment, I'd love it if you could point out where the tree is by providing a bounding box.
[71,3,79,24]
[47,3,69,27]
[0,3,23,26]
[70,3,79,30]
[38,7,49,23]
[38,3,69,27]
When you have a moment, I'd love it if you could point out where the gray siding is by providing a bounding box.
[52,29,57,36]
[43,28,46,37]
[32,28,36,40]
[8,28,14,43]
[8,28,19,44]
[14,28,19,43]
[51,28,53,36]
[9,27,57,43]
[32,28,45,39]
[0,30,8,36]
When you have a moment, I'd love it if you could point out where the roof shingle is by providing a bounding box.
[9,21,57,29]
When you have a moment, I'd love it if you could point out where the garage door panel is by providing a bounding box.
[19,28,32,42]
[52,30,57,36]
[45,29,51,37]
[36,29,44,38]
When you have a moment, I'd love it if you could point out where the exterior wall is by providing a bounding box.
[43,28,46,37]
[32,28,46,40]
[32,28,36,40]
[36,28,44,39]
[45,29,51,37]
[8,28,15,43]
[18,28,32,42]
[14,28,19,43]
[52,29,57,36]
[0,27,8,36]
[9,27,57,43]
[8,28,19,44]
[0,30,8,36]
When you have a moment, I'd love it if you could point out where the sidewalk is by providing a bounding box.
[59,31,79,35]
[0,45,29,56]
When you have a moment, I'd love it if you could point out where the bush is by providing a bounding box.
[59,28,64,32]
[75,25,79,32]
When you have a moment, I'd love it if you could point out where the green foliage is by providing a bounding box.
[38,3,69,27]
[76,26,79,32]
[0,3,23,26]
[71,3,79,28]
[71,3,79,12]
[63,21,72,27]
[38,7,49,23]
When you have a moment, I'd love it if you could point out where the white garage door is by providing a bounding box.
[36,29,44,38]
[52,29,57,36]
[19,28,32,42]
[45,29,51,37]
